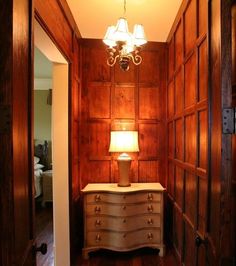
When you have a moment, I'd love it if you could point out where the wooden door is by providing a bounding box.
[0,1,36,265]
[231,2,236,262]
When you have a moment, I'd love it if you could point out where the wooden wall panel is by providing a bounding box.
[168,80,175,118]
[175,21,183,69]
[167,0,208,264]
[175,119,183,160]
[88,83,111,119]
[81,40,167,188]
[185,114,197,165]
[198,39,208,101]
[114,85,135,118]
[184,53,197,108]
[175,166,184,208]
[184,0,197,55]
[139,123,158,158]
[139,87,159,119]
[175,69,183,114]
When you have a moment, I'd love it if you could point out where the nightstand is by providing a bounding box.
[82,183,165,259]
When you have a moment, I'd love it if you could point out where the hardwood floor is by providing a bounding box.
[35,202,54,266]
[74,248,179,266]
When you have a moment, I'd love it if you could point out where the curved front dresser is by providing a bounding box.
[82,183,165,259]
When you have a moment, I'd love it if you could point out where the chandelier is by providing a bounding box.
[103,0,147,71]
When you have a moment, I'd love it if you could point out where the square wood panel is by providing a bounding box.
[139,123,158,157]
[175,69,183,114]
[87,48,111,82]
[88,83,111,118]
[184,52,197,108]
[168,80,174,118]
[175,20,183,70]
[199,110,207,170]
[173,206,183,256]
[198,39,208,102]
[114,85,135,119]
[175,118,183,160]
[184,0,197,55]
[185,172,197,225]
[138,161,159,182]
[198,176,208,235]
[184,221,196,266]
[198,0,208,37]
[139,87,159,119]
[89,122,110,157]
[88,161,110,183]
[168,37,175,79]
[139,51,160,84]
[185,114,197,165]
[168,122,174,158]
[168,161,174,197]
[175,165,184,208]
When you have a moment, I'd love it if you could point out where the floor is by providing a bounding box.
[35,201,54,266]
[74,248,179,266]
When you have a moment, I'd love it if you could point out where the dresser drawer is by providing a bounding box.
[86,229,161,248]
[85,192,161,204]
[85,202,161,216]
[86,214,161,231]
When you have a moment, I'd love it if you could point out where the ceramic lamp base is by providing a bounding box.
[117,153,132,187]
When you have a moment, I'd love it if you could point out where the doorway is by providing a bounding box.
[34,19,70,266]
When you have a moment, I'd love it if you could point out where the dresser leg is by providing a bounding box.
[82,249,89,260]
[158,246,165,257]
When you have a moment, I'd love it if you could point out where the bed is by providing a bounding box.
[34,140,53,204]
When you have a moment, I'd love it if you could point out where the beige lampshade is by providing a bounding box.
[109,131,139,152]
[114,17,130,42]
[133,24,147,46]
[103,25,116,47]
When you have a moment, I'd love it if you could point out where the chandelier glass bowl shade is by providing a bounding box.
[103,1,147,71]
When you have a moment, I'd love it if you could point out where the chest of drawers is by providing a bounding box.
[82,183,165,259]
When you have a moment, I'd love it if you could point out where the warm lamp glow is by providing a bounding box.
[109,131,139,187]
[109,131,139,153]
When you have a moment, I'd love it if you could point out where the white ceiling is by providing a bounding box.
[66,0,182,42]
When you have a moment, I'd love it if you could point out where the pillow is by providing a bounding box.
[34,156,40,165]
[34,163,44,170]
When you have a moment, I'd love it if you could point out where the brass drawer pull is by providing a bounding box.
[148,193,153,201]
[95,220,101,226]
[123,219,126,223]
[94,206,101,213]
[95,234,101,242]
[95,194,101,202]
[122,205,126,210]
[147,218,153,225]
[148,233,153,240]
[123,233,126,238]
[147,205,153,213]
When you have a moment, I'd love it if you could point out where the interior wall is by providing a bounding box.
[34,90,52,140]
[166,0,208,265]
[80,40,167,189]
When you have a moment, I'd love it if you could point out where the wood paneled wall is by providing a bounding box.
[167,0,208,264]
[80,40,167,189]
[35,0,82,262]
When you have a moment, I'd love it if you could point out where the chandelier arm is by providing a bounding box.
[130,53,142,65]
[107,54,120,67]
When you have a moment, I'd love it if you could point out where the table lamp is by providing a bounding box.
[109,130,139,187]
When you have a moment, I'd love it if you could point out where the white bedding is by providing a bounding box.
[34,169,43,198]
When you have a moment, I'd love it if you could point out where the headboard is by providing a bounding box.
[34,140,52,170]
